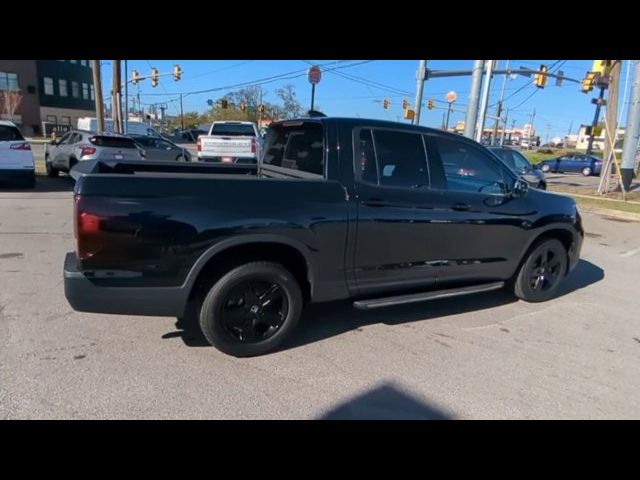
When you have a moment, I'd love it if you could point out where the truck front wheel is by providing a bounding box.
[199,262,303,357]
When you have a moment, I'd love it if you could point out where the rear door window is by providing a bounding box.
[371,129,429,188]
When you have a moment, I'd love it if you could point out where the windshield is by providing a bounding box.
[211,124,255,136]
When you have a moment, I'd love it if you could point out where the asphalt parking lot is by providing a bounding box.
[1,175,640,419]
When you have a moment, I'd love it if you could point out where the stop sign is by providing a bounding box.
[308,66,322,85]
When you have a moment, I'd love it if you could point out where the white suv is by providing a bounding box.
[0,121,35,188]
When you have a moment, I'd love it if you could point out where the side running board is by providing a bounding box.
[353,281,505,310]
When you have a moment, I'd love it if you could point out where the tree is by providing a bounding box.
[167,111,208,131]
[276,84,304,119]
[0,89,23,121]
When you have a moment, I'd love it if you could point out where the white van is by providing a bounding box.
[77,118,161,137]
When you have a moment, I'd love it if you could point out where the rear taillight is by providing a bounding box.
[197,137,202,152]
[251,138,256,153]
[80,146,96,157]
[74,194,101,260]
[10,143,31,150]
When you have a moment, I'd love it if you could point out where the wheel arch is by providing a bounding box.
[184,235,315,304]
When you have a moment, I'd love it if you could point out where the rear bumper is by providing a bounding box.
[63,252,188,317]
[0,168,35,185]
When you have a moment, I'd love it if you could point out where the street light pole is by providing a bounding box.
[413,60,427,125]
[464,60,484,139]
[620,60,640,190]
[492,60,510,145]
[475,60,495,143]
[124,60,128,135]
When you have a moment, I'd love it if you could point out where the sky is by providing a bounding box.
[99,60,635,140]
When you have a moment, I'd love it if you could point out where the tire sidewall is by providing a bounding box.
[199,262,303,357]
[515,238,568,303]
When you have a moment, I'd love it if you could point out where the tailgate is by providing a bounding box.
[201,136,254,156]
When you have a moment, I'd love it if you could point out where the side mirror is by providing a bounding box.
[511,178,529,198]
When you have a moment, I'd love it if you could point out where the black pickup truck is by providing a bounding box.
[64,117,583,357]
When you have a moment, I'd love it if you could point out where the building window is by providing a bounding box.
[60,116,71,125]
[46,115,57,123]
[90,85,95,101]
[0,72,19,91]
[72,81,80,98]
[70,60,77,64]
[59,79,68,97]
[82,82,89,99]
[89,61,93,69]
[44,77,54,95]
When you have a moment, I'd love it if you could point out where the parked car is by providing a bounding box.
[489,146,546,190]
[520,139,532,150]
[538,154,603,176]
[64,117,583,357]
[168,129,207,144]
[45,130,144,177]
[130,135,191,162]
[0,121,35,188]
[197,121,262,163]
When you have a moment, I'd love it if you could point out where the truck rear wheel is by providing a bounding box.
[199,261,303,357]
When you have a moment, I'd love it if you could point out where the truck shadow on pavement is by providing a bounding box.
[0,175,75,193]
[166,259,604,351]
[317,382,452,420]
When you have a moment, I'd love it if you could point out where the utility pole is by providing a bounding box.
[620,60,640,191]
[112,60,121,134]
[545,124,551,144]
[603,60,621,183]
[91,60,104,133]
[567,120,573,144]
[492,60,510,145]
[528,108,536,143]
[124,60,128,135]
[464,60,484,139]
[180,93,184,130]
[475,60,495,143]
[413,60,427,125]
[499,108,509,146]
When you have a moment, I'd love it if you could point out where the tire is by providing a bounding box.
[45,157,59,177]
[540,164,550,173]
[199,261,303,357]
[514,238,568,303]
[537,181,547,190]
[175,155,188,162]
[582,167,592,176]
[68,157,78,174]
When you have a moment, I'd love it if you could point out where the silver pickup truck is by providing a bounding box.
[196,121,262,164]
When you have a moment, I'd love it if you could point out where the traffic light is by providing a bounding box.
[239,103,246,112]
[221,99,229,109]
[132,70,141,85]
[259,104,266,114]
[534,64,548,88]
[151,68,159,88]
[383,99,390,109]
[581,72,597,93]
[402,98,409,110]
[173,64,182,81]
[427,98,435,110]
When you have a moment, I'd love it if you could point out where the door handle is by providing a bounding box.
[452,203,471,211]
[363,198,390,207]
